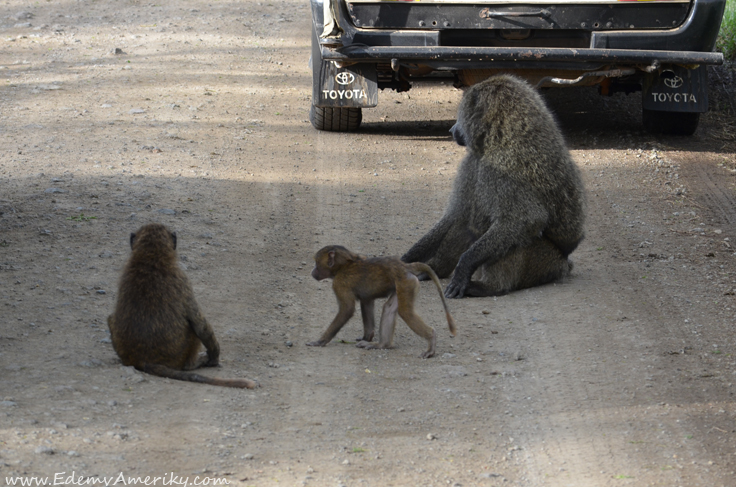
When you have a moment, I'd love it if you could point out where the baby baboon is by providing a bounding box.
[307,245,456,358]
[107,223,257,389]
[402,75,585,298]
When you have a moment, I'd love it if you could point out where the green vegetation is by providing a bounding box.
[718,0,736,61]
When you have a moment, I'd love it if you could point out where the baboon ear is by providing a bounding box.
[129,232,136,249]
[327,250,336,268]
[171,231,177,249]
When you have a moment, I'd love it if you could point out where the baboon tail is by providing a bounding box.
[406,263,457,337]
[142,364,258,389]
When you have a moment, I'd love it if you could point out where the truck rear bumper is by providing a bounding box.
[320,45,724,67]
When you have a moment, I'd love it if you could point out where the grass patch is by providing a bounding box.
[717,0,736,60]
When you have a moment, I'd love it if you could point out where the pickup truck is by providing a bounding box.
[308,0,726,135]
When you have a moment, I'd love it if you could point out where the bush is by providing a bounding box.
[717,0,736,61]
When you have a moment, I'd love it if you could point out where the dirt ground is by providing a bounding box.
[1,1,736,486]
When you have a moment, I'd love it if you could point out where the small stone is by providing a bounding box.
[78,359,102,368]
[285,341,293,347]
[35,446,54,455]
[242,453,254,460]
[442,353,456,359]
[479,473,502,479]
[157,208,176,215]
[44,188,66,194]
[426,433,436,440]
[129,108,146,115]
[96,290,106,295]
[113,48,125,55]
[1,401,17,407]
[67,451,80,457]
[482,310,490,315]
[108,400,118,406]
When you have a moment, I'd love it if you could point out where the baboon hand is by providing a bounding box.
[444,275,469,299]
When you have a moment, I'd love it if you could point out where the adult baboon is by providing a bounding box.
[307,245,456,358]
[108,223,257,388]
[402,75,585,298]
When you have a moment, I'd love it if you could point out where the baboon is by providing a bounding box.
[402,75,585,298]
[307,245,456,358]
[107,223,258,389]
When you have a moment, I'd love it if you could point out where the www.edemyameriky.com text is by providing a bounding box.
[5,472,230,487]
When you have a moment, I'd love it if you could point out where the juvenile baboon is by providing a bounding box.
[307,245,456,358]
[107,223,258,389]
[402,75,585,298]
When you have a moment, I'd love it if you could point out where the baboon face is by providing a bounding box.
[450,122,466,147]
[312,248,336,281]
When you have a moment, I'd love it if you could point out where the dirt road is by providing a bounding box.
[1,1,735,486]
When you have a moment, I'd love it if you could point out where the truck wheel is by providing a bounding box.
[642,110,700,136]
[309,105,362,132]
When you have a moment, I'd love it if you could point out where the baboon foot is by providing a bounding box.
[201,353,221,368]
[356,333,374,342]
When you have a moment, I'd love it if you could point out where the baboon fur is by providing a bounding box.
[402,75,586,298]
[108,223,257,388]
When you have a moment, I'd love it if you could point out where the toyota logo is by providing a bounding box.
[664,76,683,89]
[335,72,355,85]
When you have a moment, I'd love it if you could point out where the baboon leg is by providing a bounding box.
[187,306,220,367]
[357,293,398,350]
[396,278,436,359]
[401,217,454,265]
[358,298,375,342]
[467,239,571,297]
[424,221,474,278]
[377,293,399,348]
[182,338,207,370]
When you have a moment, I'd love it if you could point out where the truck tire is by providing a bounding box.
[642,109,700,136]
[309,104,362,132]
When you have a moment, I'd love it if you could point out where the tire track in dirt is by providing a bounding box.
[485,160,736,486]
[678,153,736,227]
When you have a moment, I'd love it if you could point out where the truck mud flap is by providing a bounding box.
[313,61,378,109]
[642,65,708,113]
